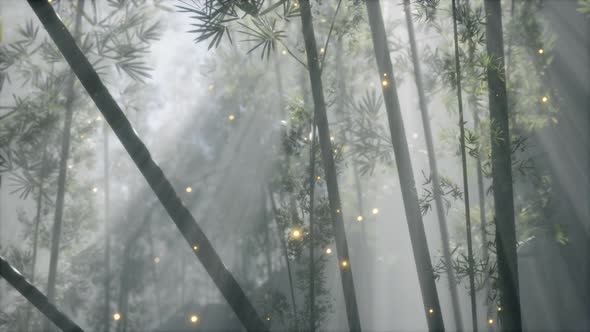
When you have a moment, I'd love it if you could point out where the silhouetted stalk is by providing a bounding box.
[27,2,267,330]
[0,256,85,332]
[403,1,464,330]
[268,189,298,329]
[451,0,478,330]
[483,1,522,330]
[299,1,362,330]
[45,4,84,326]
[103,121,111,332]
[365,1,444,331]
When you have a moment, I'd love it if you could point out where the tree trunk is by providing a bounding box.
[26,2,267,330]
[450,0,478,330]
[403,1,464,330]
[45,1,85,323]
[0,256,85,332]
[483,1,522,331]
[365,1,444,331]
[298,1,362,330]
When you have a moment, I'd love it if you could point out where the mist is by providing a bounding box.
[0,0,588,331]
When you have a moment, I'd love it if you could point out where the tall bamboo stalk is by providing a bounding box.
[298,1,362,330]
[463,0,490,308]
[365,1,444,331]
[483,1,522,330]
[451,0,478,330]
[27,2,267,330]
[403,1,464,330]
[45,2,85,324]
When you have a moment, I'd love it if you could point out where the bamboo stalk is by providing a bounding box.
[298,1,362,330]
[0,255,85,332]
[483,1,522,330]
[403,1,464,330]
[450,0,478,330]
[365,1,444,330]
[26,1,267,330]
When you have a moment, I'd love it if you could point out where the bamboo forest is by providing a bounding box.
[0,0,588,331]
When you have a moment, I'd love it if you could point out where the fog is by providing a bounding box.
[0,1,588,331]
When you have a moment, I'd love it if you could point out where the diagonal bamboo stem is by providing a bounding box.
[365,1,444,331]
[0,255,85,332]
[26,1,267,330]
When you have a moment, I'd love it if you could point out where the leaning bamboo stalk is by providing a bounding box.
[483,1,522,330]
[0,255,85,332]
[403,1,464,330]
[365,1,444,331]
[298,1,362,330]
[26,2,267,330]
